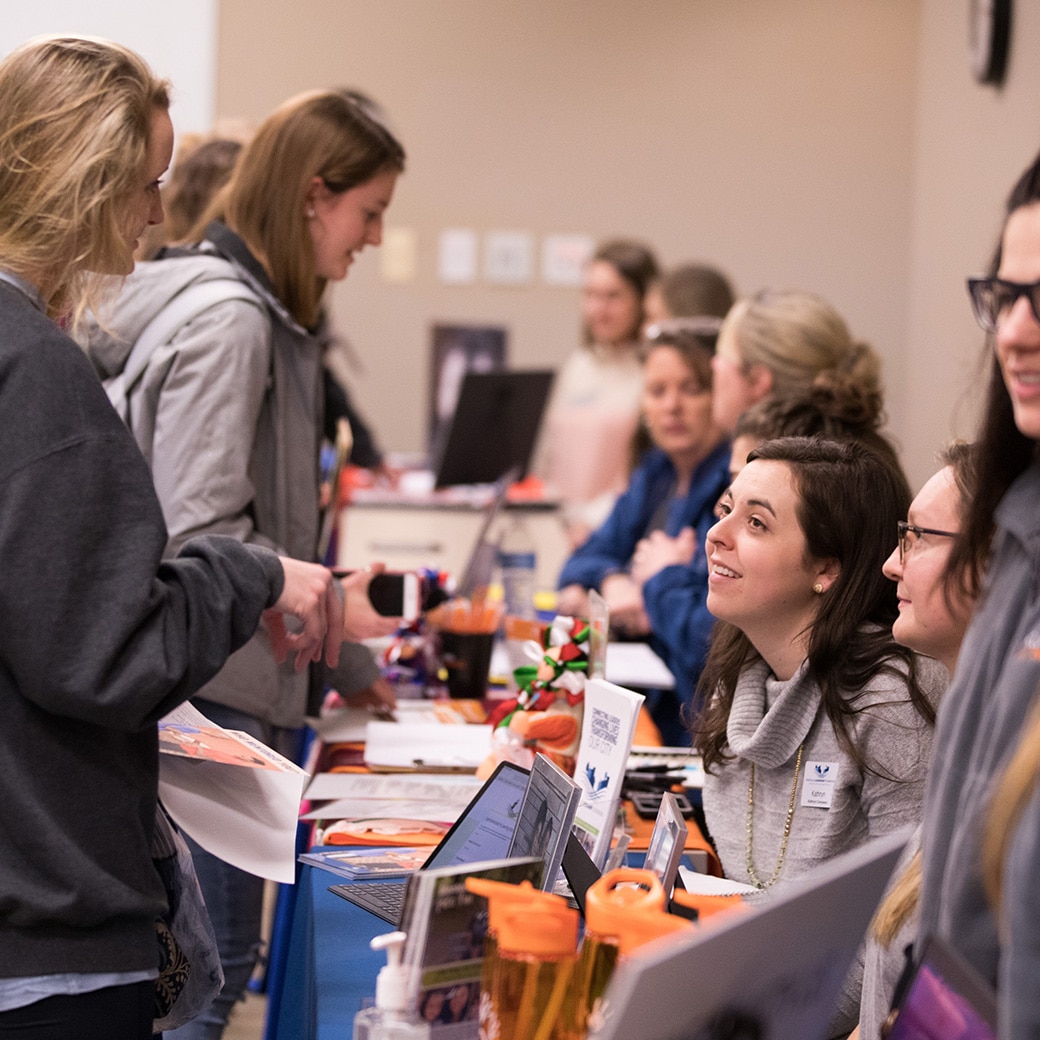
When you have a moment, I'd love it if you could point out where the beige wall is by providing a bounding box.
[215,0,1040,491]
[902,0,1040,487]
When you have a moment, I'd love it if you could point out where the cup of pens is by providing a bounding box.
[429,598,502,699]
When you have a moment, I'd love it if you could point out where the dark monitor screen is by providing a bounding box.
[431,369,554,489]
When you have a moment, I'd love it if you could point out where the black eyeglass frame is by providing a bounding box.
[897,520,958,563]
[967,276,1040,333]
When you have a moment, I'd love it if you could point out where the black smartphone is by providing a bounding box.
[366,572,421,620]
[631,790,695,820]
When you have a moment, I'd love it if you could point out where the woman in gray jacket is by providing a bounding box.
[87,90,406,1039]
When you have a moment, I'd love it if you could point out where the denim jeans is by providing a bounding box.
[166,700,301,1040]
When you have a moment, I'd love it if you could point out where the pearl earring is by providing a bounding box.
[813,583,824,594]
[306,208,315,219]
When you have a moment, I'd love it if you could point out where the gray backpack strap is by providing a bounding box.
[106,278,259,421]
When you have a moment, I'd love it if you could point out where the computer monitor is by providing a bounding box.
[431,369,554,489]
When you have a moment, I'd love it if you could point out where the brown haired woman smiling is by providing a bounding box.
[695,437,945,1035]
[85,89,407,1039]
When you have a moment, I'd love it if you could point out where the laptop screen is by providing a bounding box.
[426,761,530,871]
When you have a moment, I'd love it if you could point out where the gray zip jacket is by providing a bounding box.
[918,459,1040,999]
[84,225,327,727]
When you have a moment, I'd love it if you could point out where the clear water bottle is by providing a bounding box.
[498,515,536,620]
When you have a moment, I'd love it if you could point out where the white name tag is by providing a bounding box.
[801,760,838,809]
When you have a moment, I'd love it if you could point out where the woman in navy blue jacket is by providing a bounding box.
[557,321,729,742]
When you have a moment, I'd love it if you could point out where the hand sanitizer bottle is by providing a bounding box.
[353,931,431,1040]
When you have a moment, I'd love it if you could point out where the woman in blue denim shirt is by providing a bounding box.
[557,321,729,742]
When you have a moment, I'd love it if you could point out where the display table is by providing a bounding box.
[265,862,387,1040]
[266,800,716,1040]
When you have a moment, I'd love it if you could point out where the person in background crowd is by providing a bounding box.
[710,288,883,438]
[535,238,660,545]
[695,438,945,1036]
[0,35,341,1040]
[725,373,903,482]
[556,322,729,743]
[642,260,735,333]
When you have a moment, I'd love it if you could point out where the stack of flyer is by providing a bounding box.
[158,702,309,883]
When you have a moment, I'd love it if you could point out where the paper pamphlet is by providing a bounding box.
[572,678,645,869]
[158,702,308,883]
[298,846,432,879]
[305,700,486,744]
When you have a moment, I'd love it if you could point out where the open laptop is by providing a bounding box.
[327,760,530,925]
[431,369,554,489]
[589,829,909,1040]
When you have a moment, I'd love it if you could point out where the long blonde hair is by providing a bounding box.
[195,90,405,329]
[720,289,881,402]
[0,35,169,318]
[984,692,1040,914]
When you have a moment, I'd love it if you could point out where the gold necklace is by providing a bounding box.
[745,743,804,890]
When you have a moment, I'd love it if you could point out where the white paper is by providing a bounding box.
[483,230,534,284]
[305,708,370,743]
[572,678,645,869]
[305,771,481,802]
[300,796,475,822]
[438,228,478,284]
[363,721,492,771]
[603,642,675,689]
[158,704,308,883]
[677,868,759,897]
[540,233,595,286]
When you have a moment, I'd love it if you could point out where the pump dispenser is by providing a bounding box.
[353,931,430,1040]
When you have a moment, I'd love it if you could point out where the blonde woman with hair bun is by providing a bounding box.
[711,288,883,436]
[0,35,341,1039]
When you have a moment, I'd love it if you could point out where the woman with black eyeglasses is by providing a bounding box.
[915,149,1040,1036]
[851,441,980,1040]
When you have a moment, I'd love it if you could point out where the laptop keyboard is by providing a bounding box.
[330,880,406,923]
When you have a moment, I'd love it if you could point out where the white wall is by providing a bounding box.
[0,1,217,143]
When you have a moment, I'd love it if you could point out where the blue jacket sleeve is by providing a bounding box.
[556,463,658,590]
[643,561,716,703]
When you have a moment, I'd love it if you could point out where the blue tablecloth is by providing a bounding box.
[265,859,389,1040]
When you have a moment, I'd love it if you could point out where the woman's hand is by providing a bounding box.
[556,583,591,618]
[631,528,696,586]
[267,557,346,671]
[601,573,650,637]
[339,564,404,641]
[342,676,398,714]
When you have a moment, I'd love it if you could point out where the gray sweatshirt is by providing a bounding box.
[703,650,946,1033]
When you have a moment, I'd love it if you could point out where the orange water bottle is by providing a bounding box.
[484,901,579,1040]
